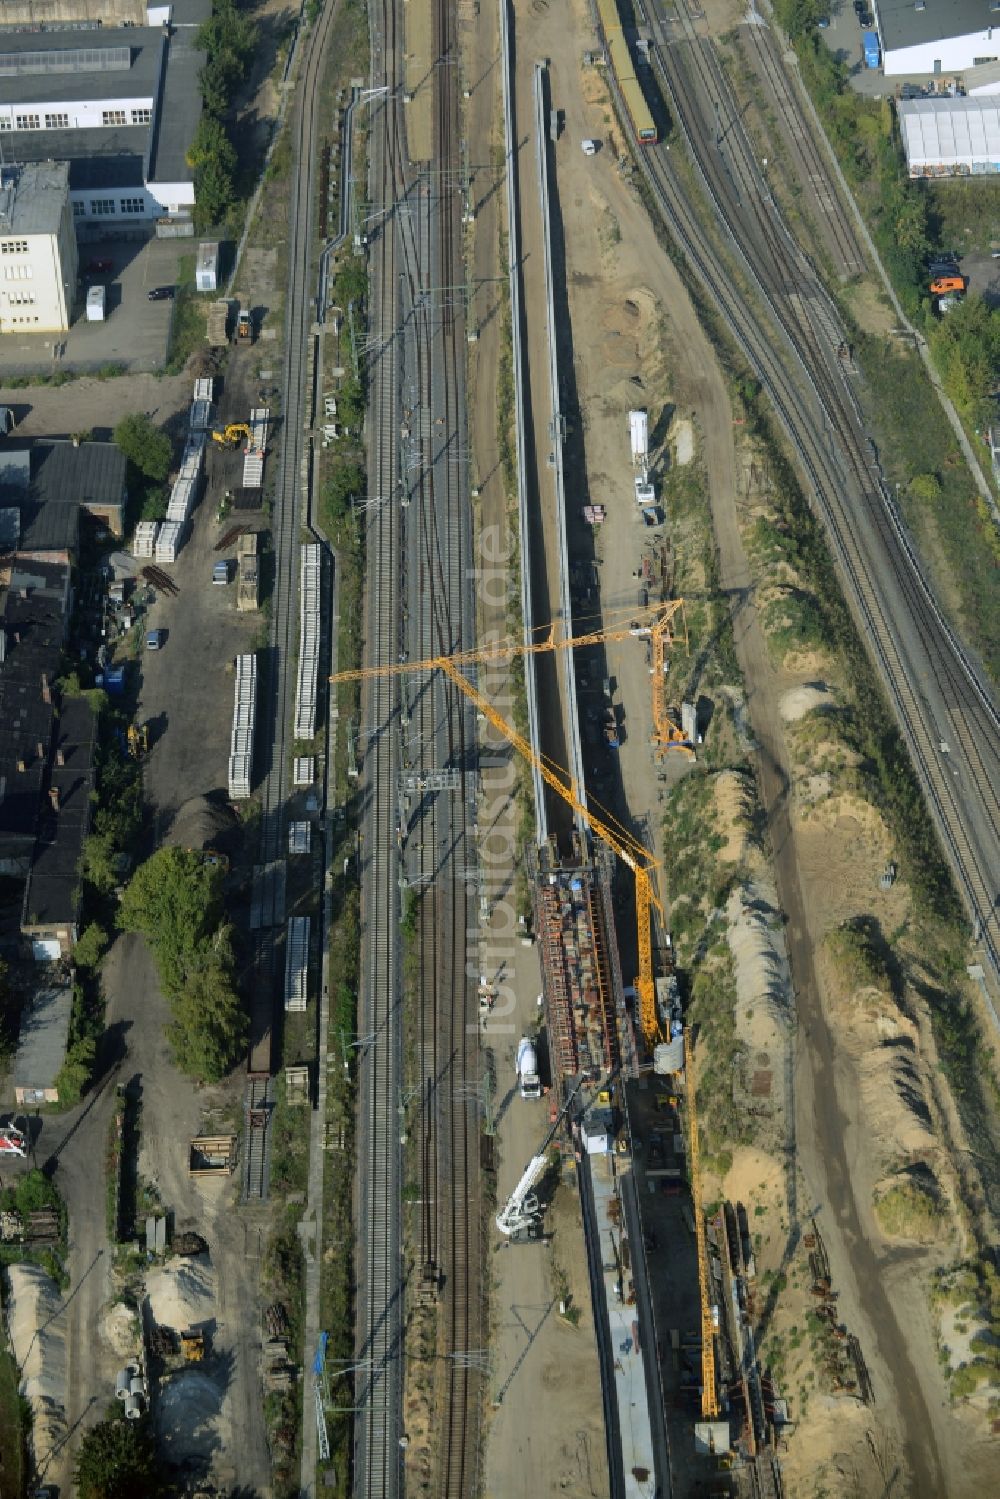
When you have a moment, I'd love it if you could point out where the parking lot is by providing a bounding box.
[0,234,191,378]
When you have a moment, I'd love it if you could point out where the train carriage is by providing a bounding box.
[595,0,658,146]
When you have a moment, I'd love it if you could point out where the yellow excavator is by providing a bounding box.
[210,423,253,448]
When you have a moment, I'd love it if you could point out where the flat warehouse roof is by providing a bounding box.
[0,30,163,108]
[899,97,1000,164]
[8,127,148,190]
[879,0,997,52]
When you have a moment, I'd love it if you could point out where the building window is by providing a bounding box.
[9,291,35,306]
[973,57,999,66]
[14,114,40,131]
[91,199,116,216]
[44,113,69,130]
[3,264,33,281]
[119,197,145,216]
[73,201,87,217]
[0,241,28,254]
[102,110,127,127]
[0,117,11,131]
[131,107,151,125]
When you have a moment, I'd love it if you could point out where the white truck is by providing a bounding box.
[516,1036,541,1099]
[86,284,106,322]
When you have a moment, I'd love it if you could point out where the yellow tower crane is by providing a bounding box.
[685,1025,719,1421]
[329,607,686,1044]
[331,598,691,758]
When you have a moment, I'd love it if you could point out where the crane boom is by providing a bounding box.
[685,1026,719,1419]
[436,658,663,1045]
[329,600,686,684]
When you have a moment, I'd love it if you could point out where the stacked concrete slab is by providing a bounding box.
[242,407,269,488]
[133,520,160,557]
[228,653,256,800]
[284,916,310,1013]
[294,544,321,739]
[155,521,183,562]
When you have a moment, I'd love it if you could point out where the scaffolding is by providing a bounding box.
[529,841,623,1082]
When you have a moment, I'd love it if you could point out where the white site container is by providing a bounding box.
[86,284,106,322]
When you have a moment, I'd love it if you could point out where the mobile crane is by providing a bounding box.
[495,1073,590,1236]
[330,602,688,1044]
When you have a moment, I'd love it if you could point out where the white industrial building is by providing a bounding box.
[0,162,78,333]
[898,96,1000,176]
[875,1,1000,78]
[0,3,206,229]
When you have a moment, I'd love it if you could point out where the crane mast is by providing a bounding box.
[685,1026,719,1419]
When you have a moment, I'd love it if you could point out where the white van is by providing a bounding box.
[581,138,598,157]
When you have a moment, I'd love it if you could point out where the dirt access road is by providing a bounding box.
[7,475,270,1494]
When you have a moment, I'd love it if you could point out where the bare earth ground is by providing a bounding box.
[403,0,435,163]
[474,0,1000,1494]
[2,462,270,1495]
[0,371,193,442]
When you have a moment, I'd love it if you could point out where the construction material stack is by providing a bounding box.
[236,532,259,612]
[242,408,268,489]
[207,300,232,346]
[284,916,310,1013]
[294,543,321,738]
[133,521,160,558]
[157,380,216,563]
[228,652,256,800]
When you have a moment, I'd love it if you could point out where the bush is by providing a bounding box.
[113,413,172,484]
[76,1409,160,1499]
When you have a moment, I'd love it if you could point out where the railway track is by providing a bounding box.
[636,0,1000,983]
[354,0,421,1489]
[244,0,342,1205]
[738,13,867,277]
[400,0,480,1490]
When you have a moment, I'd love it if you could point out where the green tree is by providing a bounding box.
[74,922,109,973]
[185,114,236,173]
[113,413,172,484]
[193,154,238,231]
[118,848,223,995]
[54,1036,97,1107]
[167,938,246,1081]
[322,462,366,526]
[75,1409,159,1499]
[909,473,942,505]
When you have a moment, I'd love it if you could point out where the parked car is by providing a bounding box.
[147,286,175,301]
[212,560,230,586]
[817,17,830,29]
[146,628,165,651]
[0,406,15,436]
[85,257,112,275]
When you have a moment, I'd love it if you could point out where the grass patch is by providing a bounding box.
[873,1174,946,1243]
[165,257,207,374]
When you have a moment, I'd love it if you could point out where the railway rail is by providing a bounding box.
[244,0,343,1203]
[635,0,1000,985]
[738,14,866,277]
[355,0,406,1493]
[401,0,480,1489]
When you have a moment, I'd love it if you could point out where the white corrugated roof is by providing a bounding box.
[899,97,1000,166]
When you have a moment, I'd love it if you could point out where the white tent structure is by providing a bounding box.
[899,97,1000,177]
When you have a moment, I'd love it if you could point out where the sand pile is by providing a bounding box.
[727,879,793,1035]
[780,683,833,722]
[714,769,755,863]
[146,1252,215,1330]
[6,1263,67,1467]
[858,1040,935,1159]
[672,417,694,466]
[101,1300,141,1356]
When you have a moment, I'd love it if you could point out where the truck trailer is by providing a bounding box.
[516,1037,542,1099]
